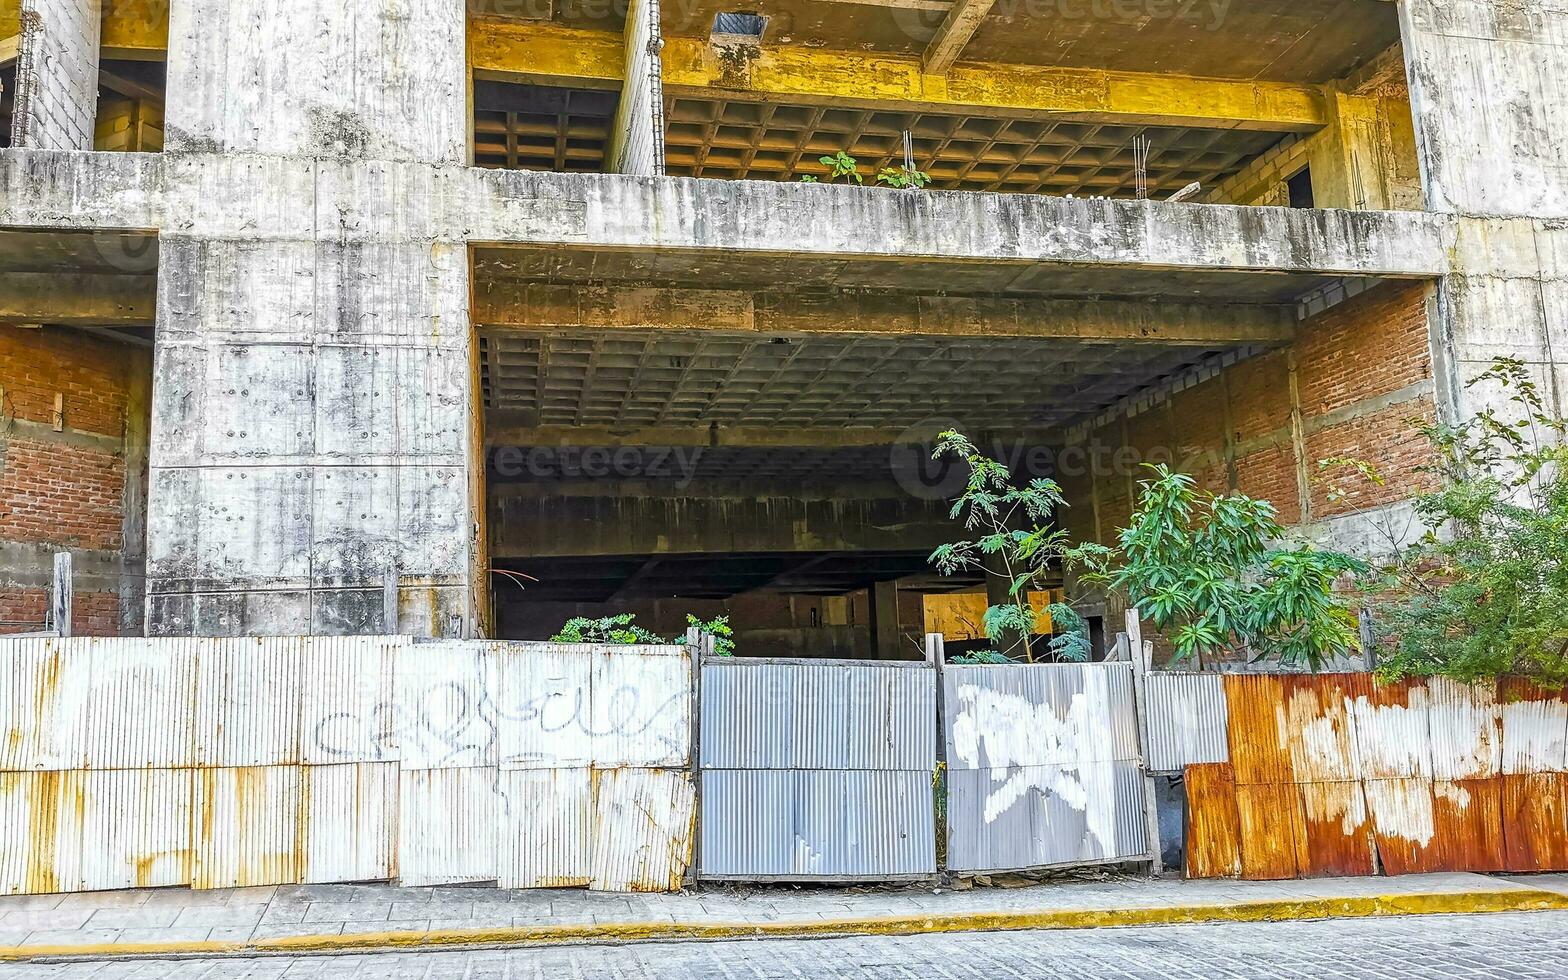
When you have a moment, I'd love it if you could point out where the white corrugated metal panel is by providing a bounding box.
[397,767,497,885]
[946,760,1147,873]
[85,638,199,769]
[0,638,92,771]
[700,660,935,771]
[78,769,193,891]
[1352,680,1433,779]
[497,767,592,888]
[300,763,398,884]
[1427,678,1501,779]
[1501,689,1568,775]
[944,663,1139,772]
[191,766,301,889]
[300,637,400,765]
[699,768,935,880]
[1145,672,1230,771]
[0,770,86,894]
[494,642,594,770]
[396,641,497,770]
[591,646,691,769]
[193,638,303,768]
[590,767,695,892]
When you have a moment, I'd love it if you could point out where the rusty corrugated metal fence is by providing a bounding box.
[1182,672,1568,880]
[0,636,696,895]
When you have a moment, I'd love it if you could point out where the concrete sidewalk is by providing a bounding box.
[4,872,1568,962]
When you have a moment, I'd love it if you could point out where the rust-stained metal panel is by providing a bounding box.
[395,641,497,770]
[397,767,497,885]
[589,767,696,892]
[1297,780,1375,878]
[497,767,592,888]
[1146,671,1229,772]
[1499,678,1568,775]
[300,763,397,884]
[1184,762,1241,880]
[0,639,92,772]
[1352,677,1433,780]
[1235,782,1307,880]
[84,638,199,770]
[1427,677,1501,780]
[300,637,399,765]
[1502,772,1568,872]
[1365,776,1503,875]
[1223,674,1293,785]
[0,771,85,894]
[1279,674,1367,783]
[78,769,194,892]
[191,766,301,889]
[193,638,303,768]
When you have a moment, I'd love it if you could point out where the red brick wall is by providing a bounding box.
[0,327,149,636]
[1072,281,1436,541]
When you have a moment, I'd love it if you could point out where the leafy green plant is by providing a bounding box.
[800,150,930,189]
[687,614,736,657]
[1366,357,1568,685]
[927,431,1091,664]
[550,612,737,656]
[1067,465,1367,670]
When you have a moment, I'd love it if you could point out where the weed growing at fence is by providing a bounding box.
[549,613,736,656]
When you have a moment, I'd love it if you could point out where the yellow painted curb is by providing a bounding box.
[6,889,1567,962]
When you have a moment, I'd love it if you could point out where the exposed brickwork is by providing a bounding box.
[0,438,126,550]
[1235,443,1302,525]
[1307,398,1439,519]
[0,328,132,437]
[10,0,102,151]
[1296,281,1433,418]
[0,588,119,636]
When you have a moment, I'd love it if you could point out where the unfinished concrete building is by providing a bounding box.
[0,0,1562,657]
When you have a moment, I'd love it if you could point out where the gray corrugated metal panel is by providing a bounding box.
[1145,672,1230,772]
[589,647,692,769]
[1500,690,1568,775]
[700,660,936,771]
[0,637,93,771]
[397,767,497,886]
[299,763,397,885]
[84,638,200,770]
[300,637,401,765]
[78,769,193,891]
[1427,677,1502,780]
[497,767,592,889]
[944,663,1139,772]
[395,641,498,770]
[191,766,301,890]
[193,638,304,768]
[0,770,84,894]
[945,760,1148,873]
[590,767,696,892]
[698,768,936,880]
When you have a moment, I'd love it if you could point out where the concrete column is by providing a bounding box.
[606,0,664,175]
[9,0,101,150]
[146,0,479,637]
[1397,1,1568,424]
[869,580,901,661]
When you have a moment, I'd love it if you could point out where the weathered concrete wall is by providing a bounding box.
[0,326,149,635]
[9,0,101,151]
[146,0,477,636]
[606,0,663,175]
[1398,0,1568,423]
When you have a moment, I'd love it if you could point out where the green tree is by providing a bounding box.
[927,431,1091,663]
[1068,465,1367,670]
[1368,357,1568,684]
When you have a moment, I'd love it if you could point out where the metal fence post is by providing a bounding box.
[51,552,73,638]
[926,632,947,872]
[1125,608,1163,876]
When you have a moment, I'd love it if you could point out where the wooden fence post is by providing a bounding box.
[926,632,948,873]
[51,552,72,638]
[1125,608,1163,876]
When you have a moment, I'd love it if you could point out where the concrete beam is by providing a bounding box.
[484,420,979,450]
[471,20,1330,132]
[922,0,996,75]
[0,272,157,326]
[474,283,1297,346]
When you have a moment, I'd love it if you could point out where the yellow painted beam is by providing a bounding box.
[102,2,170,59]
[469,21,1327,131]
[0,0,17,40]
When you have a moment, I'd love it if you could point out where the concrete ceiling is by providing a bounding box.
[472,244,1351,303]
[651,0,1400,82]
[479,327,1248,431]
[0,229,159,275]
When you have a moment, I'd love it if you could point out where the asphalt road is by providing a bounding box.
[14,911,1568,979]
